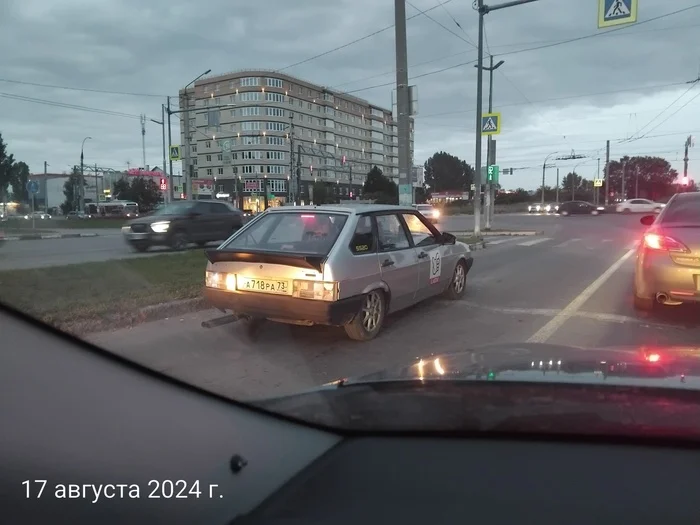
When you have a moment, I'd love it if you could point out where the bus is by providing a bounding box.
[86,200,139,218]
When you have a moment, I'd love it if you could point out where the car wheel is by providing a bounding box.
[653,207,661,213]
[591,210,600,215]
[344,289,386,341]
[444,259,468,300]
[622,208,631,214]
[561,210,569,216]
[170,232,188,251]
[633,293,654,311]
[131,242,149,253]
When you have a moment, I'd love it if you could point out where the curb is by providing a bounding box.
[468,241,487,250]
[2,233,99,241]
[451,230,542,237]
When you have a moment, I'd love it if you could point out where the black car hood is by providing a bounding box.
[126,214,181,225]
[324,343,700,388]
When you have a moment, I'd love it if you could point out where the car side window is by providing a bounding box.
[349,216,376,255]
[209,203,229,214]
[376,214,410,252]
[401,213,437,247]
[193,202,211,214]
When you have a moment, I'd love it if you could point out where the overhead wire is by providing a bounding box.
[0,92,143,120]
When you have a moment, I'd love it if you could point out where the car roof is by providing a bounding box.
[671,191,700,201]
[265,204,418,215]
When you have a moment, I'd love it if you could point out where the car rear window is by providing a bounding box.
[659,198,700,224]
[224,212,348,255]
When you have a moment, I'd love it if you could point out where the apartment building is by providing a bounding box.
[178,69,414,211]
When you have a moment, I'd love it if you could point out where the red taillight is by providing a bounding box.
[646,353,661,362]
[643,232,689,253]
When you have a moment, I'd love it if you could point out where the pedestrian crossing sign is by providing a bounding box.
[481,112,501,136]
[169,145,181,161]
[598,0,637,28]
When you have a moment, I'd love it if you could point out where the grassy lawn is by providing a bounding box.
[456,235,483,245]
[0,251,208,328]
[2,218,126,230]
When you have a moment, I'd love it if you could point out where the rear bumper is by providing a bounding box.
[635,250,700,303]
[203,287,364,326]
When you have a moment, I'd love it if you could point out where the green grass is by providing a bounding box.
[456,235,483,245]
[3,218,126,230]
[0,251,208,327]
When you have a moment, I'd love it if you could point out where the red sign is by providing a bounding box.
[127,168,163,177]
[245,181,260,190]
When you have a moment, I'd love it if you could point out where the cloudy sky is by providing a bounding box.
[1,0,699,190]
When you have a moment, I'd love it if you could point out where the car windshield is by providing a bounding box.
[150,202,194,216]
[659,199,700,224]
[224,212,348,255]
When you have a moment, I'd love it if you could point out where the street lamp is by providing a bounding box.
[181,69,211,200]
[79,136,92,211]
[150,107,169,203]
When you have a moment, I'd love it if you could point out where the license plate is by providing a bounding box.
[236,276,291,295]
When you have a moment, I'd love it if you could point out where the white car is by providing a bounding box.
[616,199,665,214]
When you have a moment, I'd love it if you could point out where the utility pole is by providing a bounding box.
[683,134,693,190]
[167,97,174,201]
[604,139,610,206]
[596,157,601,206]
[79,136,91,212]
[475,55,504,230]
[296,143,302,205]
[635,165,639,198]
[289,114,295,204]
[473,0,538,237]
[555,168,559,204]
[160,105,168,203]
[140,114,147,169]
[621,159,626,201]
[44,161,48,211]
[95,162,99,204]
[394,0,411,206]
[180,70,211,200]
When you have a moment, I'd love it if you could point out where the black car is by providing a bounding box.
[558,200,605,216]
[122,200,244,252]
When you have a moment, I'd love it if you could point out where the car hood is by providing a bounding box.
[323,343,700,389]
[126,214,181,225]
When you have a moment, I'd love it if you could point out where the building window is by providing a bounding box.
[206,154,212,161]
[266,107,285,117]
[217,154,222,161]
[266,78,283,88]
[266,151,285,160]
[242,121,261,131]
[240,92,261,102]
[242,136,261,145]
[265,92,285,103]
[266,136,285,146]
[265,122,286,131]
[206,168,213,176]
[266,165,286,175]
[205,141,211,148]
[241,107,260,116]
[217,168,224,175]
[240,77,260,87]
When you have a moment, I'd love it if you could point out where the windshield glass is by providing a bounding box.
[4,0,700,440]
[225,212,348,254]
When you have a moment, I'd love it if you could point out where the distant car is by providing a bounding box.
[122,200,244,252]
[616,199,665,214]
[558,201,605,216]
[414,203,440,224]
[633,192,700,311]
[24,211,51,220]
[203,204,473,341]
[66,211,91,220]
[528,203,559,214]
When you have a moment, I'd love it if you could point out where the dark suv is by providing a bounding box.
[122,200,244,252]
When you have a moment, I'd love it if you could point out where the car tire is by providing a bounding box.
[622,208,631,214]
[131,242,149,253]
[444,259,468,300]
[561,210,569,216]
[591,210,600,215]
[344,289,386,341]
[170,232,188,251]
[633,294,654,312]
[653,207,661,213]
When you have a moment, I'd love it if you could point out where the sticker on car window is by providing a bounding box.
[355,244,369,252]
[429,249,441,284]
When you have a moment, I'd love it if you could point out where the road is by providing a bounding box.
[85,212,700,402]
[0,213,560,270]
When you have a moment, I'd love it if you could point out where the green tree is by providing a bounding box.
[61,167,84,215]
[423,151,474,192]
[0,133,15,214]
[363,166,398,204]
[607,156,677,200]
[414,186,428,204]
[10,161,30,203]
[111,176,161,212]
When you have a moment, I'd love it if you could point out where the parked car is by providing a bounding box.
[616,198,665,214]
[633,192,700,310]
[558,201,605,216]
[122,200,245,252]
[203,204,473,341]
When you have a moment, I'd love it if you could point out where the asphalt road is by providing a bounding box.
[85,212,700,402]
[0,213,560,270]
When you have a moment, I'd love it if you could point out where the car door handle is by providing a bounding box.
[418,251,429,259]
[381,259,395,268]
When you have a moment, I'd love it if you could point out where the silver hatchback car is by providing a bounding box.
[203,204,473,341]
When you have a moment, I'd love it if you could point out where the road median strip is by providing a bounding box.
[0,251,208,335]
[2,232,100,241]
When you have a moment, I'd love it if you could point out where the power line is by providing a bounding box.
[276,0,455,71]
[629,87,700,139]
[0,92,143,120]
[0,78,166,98]
[406,0,476,48]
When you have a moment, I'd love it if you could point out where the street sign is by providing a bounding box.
[169,145,181,161]
[487,165,500,184]
[481,112,501,136]
[598,0,637,28]
[594,179,604,187]
[26,180,39,194]
[399,183,413,206]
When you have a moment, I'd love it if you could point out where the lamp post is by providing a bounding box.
[79,136,92,211]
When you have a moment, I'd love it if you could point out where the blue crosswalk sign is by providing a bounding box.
[598,0,637,28]
[26,180,39,194]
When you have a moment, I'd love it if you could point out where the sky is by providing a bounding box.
[0,0,699,191]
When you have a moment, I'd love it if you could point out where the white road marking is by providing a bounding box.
[526,248,636,343]
[553,238,581,248]
[486,238,519,245]
[517,237,552,247]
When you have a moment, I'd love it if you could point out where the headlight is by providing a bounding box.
[293,280,338,301]
[545,205,551,212]
[433,210,440,219]
[151,221,170,233]
[554,205,559,211]
[597,206,605,211]
[528,206,532,211]
[535,205,541,211]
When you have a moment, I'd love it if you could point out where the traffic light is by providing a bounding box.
[349,191,354,199]
[310,164,313,174]
[341,155,346,165]
[159,178,167,191]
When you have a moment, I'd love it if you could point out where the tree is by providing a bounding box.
[414,186,428,204]
[0,133,15,214]
[423,151,474,192]
[606,156,677,201]
[61,167,84,215]
[363,166,398,204]
[10,161,30,203]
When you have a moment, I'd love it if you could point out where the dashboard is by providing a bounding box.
[2,305,698,525]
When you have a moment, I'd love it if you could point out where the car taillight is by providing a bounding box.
[643,232,689,253]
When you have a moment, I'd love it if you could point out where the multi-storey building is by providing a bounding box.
[178,69,414,211]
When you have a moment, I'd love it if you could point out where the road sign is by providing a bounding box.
[593,179,604,187]
[598,0,637,28]
[169,145,181,161]
[487,165,500,184]
[399,183,413,205]
[481,112,501,135]
[26,180,39,194]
